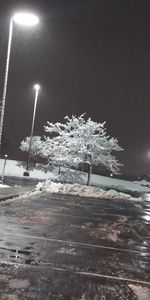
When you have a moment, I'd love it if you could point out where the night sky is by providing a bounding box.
[0,0,150,175]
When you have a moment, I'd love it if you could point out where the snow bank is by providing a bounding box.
[36,180,142,201]
[0,183,10,188]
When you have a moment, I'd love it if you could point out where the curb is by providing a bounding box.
[0,194,22,202]
[0,190,33,203]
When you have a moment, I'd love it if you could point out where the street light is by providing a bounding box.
[13,12,39,26]
[23,84,40,176]
[0,12,39,152]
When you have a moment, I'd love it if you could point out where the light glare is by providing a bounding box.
[34,84,40,91]
[13,12,39,26]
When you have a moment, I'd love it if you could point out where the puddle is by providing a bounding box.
[56,247,77,256]
[10,255,21,259]
[0,246,32,256]
[18,250,31,255]
[25,259,33,264]
[0,246,37,264]
[25,258,39,265]
[0,245,42,266]
[24,246,32,250]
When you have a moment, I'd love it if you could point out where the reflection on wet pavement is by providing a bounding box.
[0,191,149,299]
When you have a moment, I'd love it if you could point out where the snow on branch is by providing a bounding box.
[20,114,123,183]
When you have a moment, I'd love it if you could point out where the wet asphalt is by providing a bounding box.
[0,191,149,299]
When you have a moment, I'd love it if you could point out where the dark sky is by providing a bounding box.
[0,0,150,175]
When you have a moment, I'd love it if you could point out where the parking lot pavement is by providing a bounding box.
[0,191,149,299]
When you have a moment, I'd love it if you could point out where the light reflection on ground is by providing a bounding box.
[143,215,150,221]
[142,193,150,201]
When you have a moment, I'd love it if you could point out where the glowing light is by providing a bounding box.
[13,12,39,26]
[143,215,150,221]
[34,84,40,91]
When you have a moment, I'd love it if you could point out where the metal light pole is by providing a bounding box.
[0,12,39,152]
[0,18,13,152]
[1,154,8,183]
[24,84,40,175]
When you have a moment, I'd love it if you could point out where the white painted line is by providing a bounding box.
[1,211,127,221]
[0,215,147,234]
[12,233,150,255]
[43,265,150,286]
[0,259,149,286]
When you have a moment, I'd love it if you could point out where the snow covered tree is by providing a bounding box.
[20,136,43,166]
[43,114,123,185]
[39,136,80,174]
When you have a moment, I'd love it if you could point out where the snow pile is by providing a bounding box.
[0,183,10,188]
[36,180,141,201]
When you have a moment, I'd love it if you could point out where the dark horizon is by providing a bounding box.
[0,0,150,176]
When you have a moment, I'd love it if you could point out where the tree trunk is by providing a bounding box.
[33,157,37,167]
[87,164,92,186]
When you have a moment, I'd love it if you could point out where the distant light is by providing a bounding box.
[143,215,150,222]
[4,154,8,158]
[110,173,113,177]
[13,12,39,26]
[34,84,40,91]
[147,151,150,159]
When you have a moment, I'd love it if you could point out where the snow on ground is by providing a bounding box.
[133,180,150,188]
[0,183,10,188]
[0,159,57,180]
[90,174,150,193]
[0,159,150,193]
[36,180,142,201]
[52,168,150,193]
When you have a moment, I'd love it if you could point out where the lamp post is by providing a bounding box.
[24,84,40,176]
[1,154,8,183]
[0,12,39,152]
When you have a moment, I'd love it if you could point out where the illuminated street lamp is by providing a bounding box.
[13,12,39,26]
[0,12,39,151]
[23,84,40,176]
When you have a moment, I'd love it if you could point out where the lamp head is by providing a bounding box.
[34,84,40,91]
[13,12,39,26]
